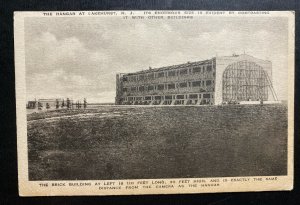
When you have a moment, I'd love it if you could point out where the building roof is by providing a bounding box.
[124,58,214,76]
[121,54,270,76]
[38,98,64,102]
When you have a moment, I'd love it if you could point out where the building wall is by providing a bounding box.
[115,74,122,105]
[116,59,216,105]
[27,101,37,109]
[214,54,272,105]
[38,99,65,110]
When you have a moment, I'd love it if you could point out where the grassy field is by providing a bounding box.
[27,104,288,180]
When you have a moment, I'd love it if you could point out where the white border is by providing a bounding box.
[14,11,295,196]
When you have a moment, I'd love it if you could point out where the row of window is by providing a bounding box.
[125,93,212,101]
[123,80,213,92]
[124,65,213,82]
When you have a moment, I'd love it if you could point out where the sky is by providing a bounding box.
[25,16,289,103]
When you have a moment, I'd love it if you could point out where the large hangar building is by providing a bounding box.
[115,54,277,105]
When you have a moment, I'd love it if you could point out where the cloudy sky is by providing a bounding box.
[25,16,288,103]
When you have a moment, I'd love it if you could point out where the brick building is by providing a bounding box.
[115,54,277,105]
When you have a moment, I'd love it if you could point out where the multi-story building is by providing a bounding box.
[115,54,277,105]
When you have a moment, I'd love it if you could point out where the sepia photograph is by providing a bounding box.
[14,10,294,196]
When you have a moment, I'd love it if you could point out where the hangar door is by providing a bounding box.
[222,60,273,103]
